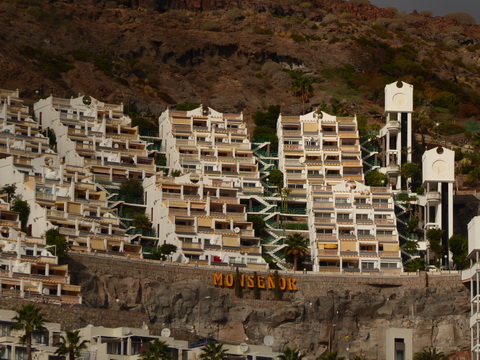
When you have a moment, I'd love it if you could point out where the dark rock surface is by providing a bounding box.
[68,254,470,358]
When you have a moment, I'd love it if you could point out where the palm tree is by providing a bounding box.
[413,348,447,360]
[279,347,303,360]
[55,329,89,360]
[140,339,171,360]
[280,187,292,212]
[284,233,309,271]
[199,342,227,360]
[11,303,47,360]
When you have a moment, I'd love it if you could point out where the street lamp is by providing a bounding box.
[197,296,211,335]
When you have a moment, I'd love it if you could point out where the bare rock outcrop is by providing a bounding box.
[69,255,470,359]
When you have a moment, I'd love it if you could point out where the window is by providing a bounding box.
[316,228,333,234]
[337,213,350,220]
[287,169,302,173]
[377,230,393,236]
[243,183,256,187]
[358,229,370,235]
[356,214,369,220]
[204,166,214,171]
[284,140,300,145]
[0,322,10,336]
[362,262,376,269]
[315,197,330,202]
[336,198,349,204]
[288,184,304,189]
[381,263,398,268]
[182,164,196,169]
[315,213,331,218]
[355,198,367,204]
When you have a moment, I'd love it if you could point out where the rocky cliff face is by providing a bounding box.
[69,255,470,359]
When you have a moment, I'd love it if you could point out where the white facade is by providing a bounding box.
[417,147,455,262]
[462,216,480,360]
[144,173,266,268]
[378,81,414,190]
[385,328,413,360]
[159,106,261,191]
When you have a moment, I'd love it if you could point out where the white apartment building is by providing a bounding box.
[34,95,156,183]
[462,216,480,360]
[0,309,62,360]
[158,106,262,192]
[0,196,81,304]
[144,173,266,268]
[309,181,402,273]
[277,111,363,196]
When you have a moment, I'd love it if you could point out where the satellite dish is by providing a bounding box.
[299,157,305,163]
[234,227,240,234]
[263,336,274,347]
[161,328,171,337]
[239,343,249,353]
[123,327,131,335]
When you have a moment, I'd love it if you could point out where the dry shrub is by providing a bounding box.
[224,8,245,21]
[261,61,284,77]
[375,17,392,28]
[460,103,480,117]
[322,14,338,24]
[388,19,406,31]
[444,12,476,26]
[404,14,424,26]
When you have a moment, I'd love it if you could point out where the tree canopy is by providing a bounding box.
[365,170,387,186]
[11,303,47,360]
[140,339,171,360]
[12,199,30,231]
[150,243,178,261]
[284,233,309,271]
[426,228,445,262]
[118,179,144,199]
[268,169,284,191]
[448,234,468,269]
[279,347,304,360]
[45,228,71,257]
[55,329,89,360]
[199,342,227,360]
[413,347,447,360]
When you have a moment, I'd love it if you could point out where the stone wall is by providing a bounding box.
[59,254,471,359]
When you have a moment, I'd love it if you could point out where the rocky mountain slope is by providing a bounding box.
[1,0,480,122]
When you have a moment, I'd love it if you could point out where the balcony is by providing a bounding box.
[175,225,195,233]
[386,120,401,132]
[385,163,400,175]
[426,191,441,202]
[317,249,338,256]
[379,251,400,258]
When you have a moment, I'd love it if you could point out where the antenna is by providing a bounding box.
[263,335,274,347]
[161,328,171,337]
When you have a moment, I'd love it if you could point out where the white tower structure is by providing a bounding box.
[379,81,414,190]
[419,146,455,263]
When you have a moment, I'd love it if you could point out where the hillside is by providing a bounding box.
[1,0,480,181]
